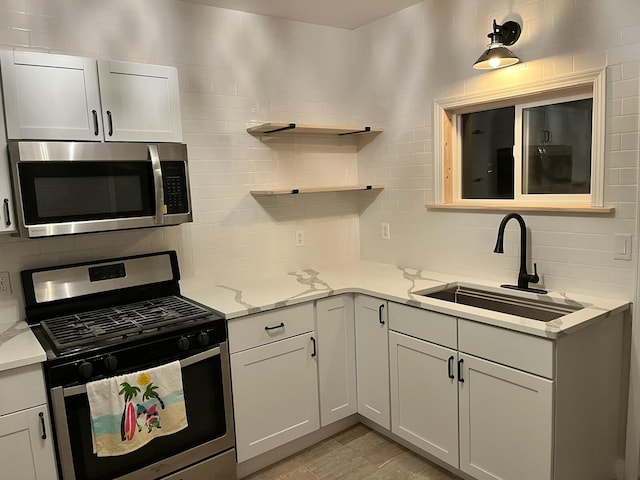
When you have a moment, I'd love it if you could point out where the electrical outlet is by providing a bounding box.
[382,223,390,240]
[295,230,304,247]
[0,271,12,298]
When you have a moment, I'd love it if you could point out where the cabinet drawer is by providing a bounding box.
[228,303,314,354]
[389,303,457,349]
[0,364,47,416]
[458,319,554,379]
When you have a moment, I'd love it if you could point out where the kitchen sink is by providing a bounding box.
[412,285,583,322]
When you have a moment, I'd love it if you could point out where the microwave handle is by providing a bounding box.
[148,144,165,225]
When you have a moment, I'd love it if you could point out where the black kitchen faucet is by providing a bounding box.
[493,213,547,294]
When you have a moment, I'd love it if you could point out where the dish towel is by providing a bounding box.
[86,360,188,457]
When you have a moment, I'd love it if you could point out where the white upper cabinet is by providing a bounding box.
[0,50,102,141]
[0,51,182,142]
[97,60,182,142]
[0,79,15,233]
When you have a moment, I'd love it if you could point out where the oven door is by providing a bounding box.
[9,141,191,238]
[50,343,235,480]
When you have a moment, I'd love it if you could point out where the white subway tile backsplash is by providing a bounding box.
[355,0,640,299]
[611,114,640,134]
[0,0,635,304]
[621,133,640,150]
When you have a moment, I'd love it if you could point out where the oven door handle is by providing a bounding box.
[149,144,165,226]
[60,346,221,398]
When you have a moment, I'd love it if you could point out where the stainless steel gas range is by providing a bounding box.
[21,251,236,480]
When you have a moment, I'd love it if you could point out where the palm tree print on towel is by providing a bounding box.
[118,371,166,442]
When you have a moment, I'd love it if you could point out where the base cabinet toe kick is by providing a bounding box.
[228,295,628,480]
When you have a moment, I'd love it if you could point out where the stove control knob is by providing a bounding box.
[78,361,94,378]
[103,355,118,371]
[196,331,210,346]
[177,336,191,351]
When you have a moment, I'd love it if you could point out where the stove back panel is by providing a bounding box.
[22,251,181,324]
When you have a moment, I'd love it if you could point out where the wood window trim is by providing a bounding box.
[433,68,608,214]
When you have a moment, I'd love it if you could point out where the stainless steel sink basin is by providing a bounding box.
[412,285,583,322]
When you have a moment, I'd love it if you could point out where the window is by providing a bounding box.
[434,69,607,211]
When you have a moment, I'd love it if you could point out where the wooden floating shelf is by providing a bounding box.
[247,122,383,137]
[251,185,384,196]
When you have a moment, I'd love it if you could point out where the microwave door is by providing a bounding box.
[9,141,191,238]
[17,160,157,237]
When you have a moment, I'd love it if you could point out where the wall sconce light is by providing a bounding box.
[473,19,522,70]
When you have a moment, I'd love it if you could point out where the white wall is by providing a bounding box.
[355,0,640,300]
[353,1,640,477]
[0,0,363,298]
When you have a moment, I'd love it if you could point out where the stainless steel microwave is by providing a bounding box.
[8,141,193,238]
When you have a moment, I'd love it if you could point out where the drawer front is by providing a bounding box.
[458,319,554,379]
[389,303,457,349]
[228,303,314,354]
[0,364,47,416]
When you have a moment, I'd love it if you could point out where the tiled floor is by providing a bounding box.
[244,424,461,480]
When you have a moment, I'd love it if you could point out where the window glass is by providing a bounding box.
[461,106,515,199]
[522,98,592,195]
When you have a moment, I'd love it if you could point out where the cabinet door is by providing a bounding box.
[97,60,182,142]
[316,295,357,427]
[0,50,102,141]
[458,354,553,480]
[354,295,389,429]
[230,333,320,463]
[0,406,57,480]
[389,331,459,466]
[0,81,15,233]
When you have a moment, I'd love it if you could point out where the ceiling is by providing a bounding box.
[179,0,424,30]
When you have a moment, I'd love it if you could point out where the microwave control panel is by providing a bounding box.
[161,162,189,214]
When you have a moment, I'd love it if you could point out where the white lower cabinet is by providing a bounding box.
[230,298,360,464]
[0,406,57,480]
[389,331,458,466]
[458,354,553,480]
[316,295,357,426]
[230,332,319,463]
[228,304,320,463]
[389,302,554,480]
[0,364,57,480]
[354,295,390,429]
[231,296,623,480]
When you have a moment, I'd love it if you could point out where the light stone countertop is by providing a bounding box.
[0,302,46,372]
[181,261,631,339]
[0,260,630,372]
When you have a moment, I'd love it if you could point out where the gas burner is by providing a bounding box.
[40,295,213,353]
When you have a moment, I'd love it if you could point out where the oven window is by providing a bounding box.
[62,355,228,480]
[18,162,155,224]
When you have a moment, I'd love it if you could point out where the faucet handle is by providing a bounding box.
[531,263,540,284]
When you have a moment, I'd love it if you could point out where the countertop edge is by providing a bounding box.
[212,284,631,340]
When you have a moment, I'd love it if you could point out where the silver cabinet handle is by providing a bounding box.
[148,145,164,225]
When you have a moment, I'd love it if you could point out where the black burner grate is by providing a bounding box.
[40,295,212,351]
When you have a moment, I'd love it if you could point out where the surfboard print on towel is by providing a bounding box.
[87,361,188,457]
